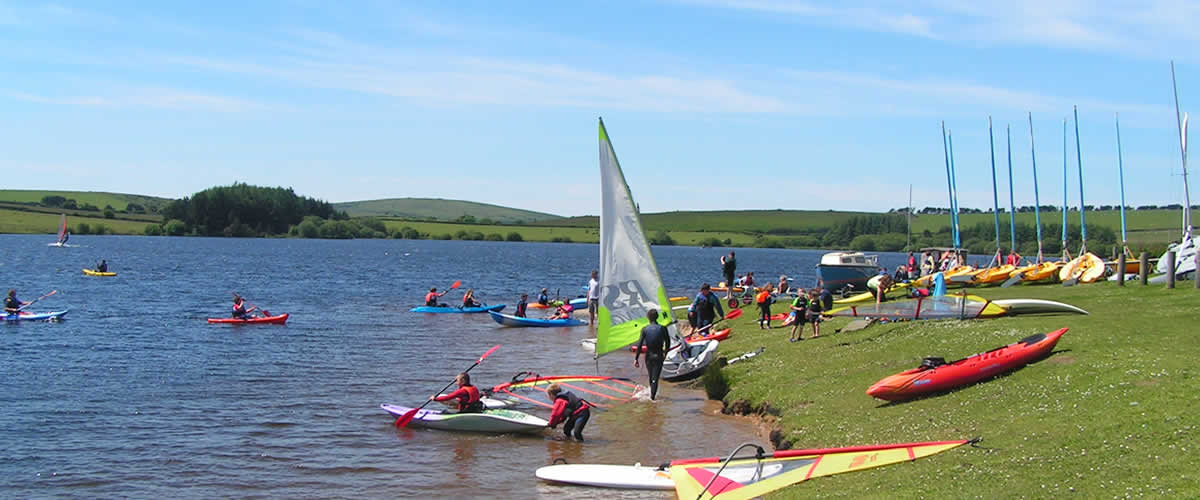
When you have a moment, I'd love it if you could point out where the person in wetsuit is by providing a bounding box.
[634,309,672,400]
[232,294,257,319]
[546,382,591,441]
[425,287,449,306]
[537,288,550,306]
[720,251,736,299]
[461,289,481,308]
[690,284,725,331]
[5,289,30,313]
[430,372,485,413]
[96,259,108,272]
[515,293,529,318]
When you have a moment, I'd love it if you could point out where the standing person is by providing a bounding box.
[776,275,790,295]
[633,309,672,400]
[5,289,30,313]
[425,287,449,307]
[586,270,600,327]
[922,251,935,277]
[461,289,481,308]
[231,294,257,319]
[690,284,725,331]
[906,251,917,280]
[788,289,809,342]
[515,293,529,318]
[720,251,737,299]
[755,283,774,329]
[429,373,484,413]
[806,289,823,338]
[546,383,591,441]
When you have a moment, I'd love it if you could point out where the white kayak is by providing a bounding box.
[991,298,1089,315]
[535,461,785,490]
[435,395,513,410]
[380,404,547,434]
[662,340,719,382]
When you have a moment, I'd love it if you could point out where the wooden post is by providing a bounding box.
[1166,251,1176,289]
[1139,252,1149,285]
[1117,253,1126,286]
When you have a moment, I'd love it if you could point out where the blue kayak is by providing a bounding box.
[411,304,506,314]
[488,310,585,327]
[4,309,69,322]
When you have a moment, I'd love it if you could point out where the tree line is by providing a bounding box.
[156,183,345,237]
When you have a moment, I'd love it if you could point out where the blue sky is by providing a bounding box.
[1,0,1196,216]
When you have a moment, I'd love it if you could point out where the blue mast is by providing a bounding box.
[988,117,1002,262]
[948,131,962,249]
[1061,118,1069,259]
[1007,124,1017,258]
[1074,106,1087,255]
[941,122,957,248]
[1029,112,1044,262]
[1115,113,1128,247]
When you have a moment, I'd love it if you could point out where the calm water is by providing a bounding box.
[0,236,910,498]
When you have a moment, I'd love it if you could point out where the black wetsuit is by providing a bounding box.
[97,262,107,272]
[722,256,736,287]
[819,289,833,311]
[791,295,809,325]
[636,322,672,400]
[691,292,725,329]
[4,295,21,313]
[515,300,528,318]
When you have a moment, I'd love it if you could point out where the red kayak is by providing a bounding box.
[207,313,289,325]
[866,328,1067,401]
[630,328,730,352]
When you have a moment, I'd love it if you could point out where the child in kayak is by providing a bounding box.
[537,288,550,306]
[515,293,529,318]
[461,289,481,308]
[548,301,574,320]
[546,383,591,441]
[425,287,449,306]
[232,294,258,319]
[430,372,484,413]
[96,259,108,273]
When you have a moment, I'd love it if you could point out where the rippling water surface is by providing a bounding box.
[0,236,910,497]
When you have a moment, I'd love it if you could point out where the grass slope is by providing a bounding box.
[335,198,561,223]
[709,282,1197,497]
[910,209,1191,245]
[0,208,151,235]
[0,189,173,212]
[535,210,876,233]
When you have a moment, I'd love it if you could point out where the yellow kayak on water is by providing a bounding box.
[82,268,117,277]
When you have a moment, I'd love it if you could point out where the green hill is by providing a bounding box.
[334,198,561,223]
[0,189,173,212]
[536,210,877,233]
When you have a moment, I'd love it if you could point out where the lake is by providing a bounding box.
[0,235,912,497]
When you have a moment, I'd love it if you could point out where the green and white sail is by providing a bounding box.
[594,118,675,357]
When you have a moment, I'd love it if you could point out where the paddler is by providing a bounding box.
[690,283,725,331]
[96,259,108,273]
[231,294,257,319]
[546,383,591,441]
[461,288,481,308]
[515,293,529,318]
[425,287,449,307]
[536,288,550,306]
[5,289,30,313]
[548,301,573,320]
[430,372,484,413]
[634,308,672,400]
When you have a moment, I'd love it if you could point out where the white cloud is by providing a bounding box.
[3,88,268,112]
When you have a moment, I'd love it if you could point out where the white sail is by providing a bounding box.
[593,118,676,357]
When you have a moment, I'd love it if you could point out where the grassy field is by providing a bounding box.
[0,189,173,212]
[0,208,153,235]
[336,198,561,223]
[704,281,1197,497]
[537,210,877,233]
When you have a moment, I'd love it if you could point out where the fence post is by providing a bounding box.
[1166,251,1176,289]
[1117,253,1126,286]
[1139,252,1149,285]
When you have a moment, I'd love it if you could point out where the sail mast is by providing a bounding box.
[1029,113,1044,262]
[988,117,1002,264]
[1073,106,1088,255]
[1062,118,1070,260]
[941,122,956,248]
[1007,124,1018,258]
[1171,61,1192,237]
[907,183,913,250]
[949,130,962,249]
[1115,113,1128,248]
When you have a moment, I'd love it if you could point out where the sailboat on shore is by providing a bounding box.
[1152,61,1196,282]
[47,214,70,247]
[1059,106,1105,285]
[1006,113,1061,286]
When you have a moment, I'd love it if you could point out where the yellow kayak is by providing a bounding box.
[1059,253,1105,283]
[833,283,910,305]
[1013,261,1062,283]
[82,268,116,277]
[913,266,975,287]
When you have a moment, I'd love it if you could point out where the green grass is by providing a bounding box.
[910,209,1190,238]
[0,208,153,235]
[335,198,561,223]
[536,210,876,234]
[709,282,1197,497]
[0,189,173,212]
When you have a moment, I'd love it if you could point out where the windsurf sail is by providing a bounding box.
[669,439,972,499]
[826,294,1007,320]
[489,373,643,409]
[56,214,68,245]
[593,118,676,357]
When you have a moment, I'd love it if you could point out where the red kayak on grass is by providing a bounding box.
[629,328,731,352]
[866,328,1067,401]
[207,313,289,325]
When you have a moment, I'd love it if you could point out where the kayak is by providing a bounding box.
[866,328,1068,401]
[4,310,69,322]
[379,404,547,433]
[630,329,730,352]
[82,269,116,277]
[991,299,1088,315]
[1011,261,1062,283]
[435,395,513,410]
[954,265,1016,285]
[488,311,585,327]
[207,313,289,324]
[662,340,719,382]
[529,298,587,310]
[535,463,676,490]
[410,304,505,313]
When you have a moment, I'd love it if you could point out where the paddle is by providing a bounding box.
[15,290,57,312]
[395,344,501,428]
[692,308,744,335]
[1000,272,1025,288]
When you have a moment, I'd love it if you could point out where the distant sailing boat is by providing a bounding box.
[47,214,70,247]
[1153,61,1196,281]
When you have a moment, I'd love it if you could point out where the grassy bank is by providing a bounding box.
[0,189,172,212]
[707,281,1196,497]
[0,207,152,235]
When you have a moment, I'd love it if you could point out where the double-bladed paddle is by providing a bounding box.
[395,344,501,428]
[15,290,57,312]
